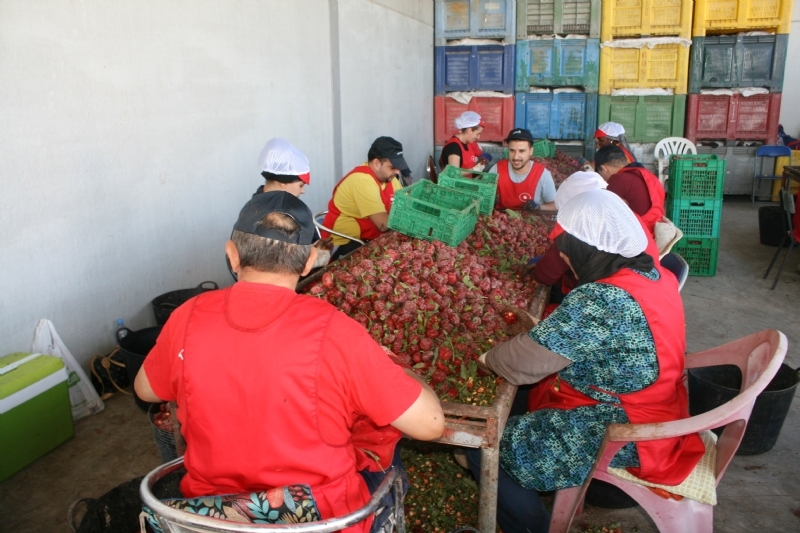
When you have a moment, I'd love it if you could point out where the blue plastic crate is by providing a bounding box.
[514,91,597,141]
[435,0,516,46]
[435,45,515,95]
[515,38,599,91]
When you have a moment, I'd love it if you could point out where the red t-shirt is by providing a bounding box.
[607,167,652,217]
[143,282,421,531]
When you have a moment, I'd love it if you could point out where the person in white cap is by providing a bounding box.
[594,121,636,164]
[522,171,607,298]
[439,111,492,171]
[465,189,704,533]
[251,138,333,269]
[495,128,556,211]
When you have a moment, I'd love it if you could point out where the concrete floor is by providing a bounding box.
[1,197,798,533]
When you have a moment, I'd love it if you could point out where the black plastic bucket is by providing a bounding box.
[117,326,163,411]
[758,205,788,247]
[148,403,178,464]
[151,281,218,326]
[688,364,800,455]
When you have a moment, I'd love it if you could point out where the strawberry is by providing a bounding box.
[321,272,334,288]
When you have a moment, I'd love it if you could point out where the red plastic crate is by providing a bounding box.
[434,95,515,144]
[684,93,780,145]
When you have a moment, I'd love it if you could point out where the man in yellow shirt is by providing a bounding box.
[322,137,407,259]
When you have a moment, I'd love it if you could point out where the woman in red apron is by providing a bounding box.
[466,189,704,533]
[595,121,636,164]
[438,111,490,170]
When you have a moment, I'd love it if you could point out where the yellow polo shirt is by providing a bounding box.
[330,165,402,246]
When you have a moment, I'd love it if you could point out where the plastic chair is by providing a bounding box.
[752,146,792,204]
[660,252,689,292]
[654,137,697,185]
[549,329,788,533]
[763,185,800,289]
[140,457,406,533]
[312,211,365,246]
[426,154,439,183]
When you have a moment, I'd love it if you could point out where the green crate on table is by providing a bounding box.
[533,139,556,158]
[667,155,726,200]
[672,237,719,277]
[388,180,480,247]
[437,165,499,215]
[667,196,722,239]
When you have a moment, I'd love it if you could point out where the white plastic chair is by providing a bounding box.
[549,330,788,533]
[140,457,406,533]
[655,137,697,185]
[313,211,364,245]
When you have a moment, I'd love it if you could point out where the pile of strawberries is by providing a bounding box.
[535,149,583,187]
[302,211,552,405]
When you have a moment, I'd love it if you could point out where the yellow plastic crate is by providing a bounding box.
[693,0,792,37]
[601,0,693,41]
[771,150,800,201]
[599,40,690,94]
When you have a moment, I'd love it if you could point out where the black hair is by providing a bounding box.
[261,171,302,184]
[594,145,628,170]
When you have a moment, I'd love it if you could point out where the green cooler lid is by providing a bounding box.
[0,352,65,400]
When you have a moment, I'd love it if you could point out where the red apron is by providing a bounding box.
[626,167,665,235]
[440,137,483,169]
[179,289,390,532]
[528,267,705,485]
[496,161,546,210]
[321,166,395,241]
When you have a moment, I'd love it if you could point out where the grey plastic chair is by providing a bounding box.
[140,457,405,533]
[660,252,689,292]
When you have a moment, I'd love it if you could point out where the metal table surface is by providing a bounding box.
[297,236,551,532]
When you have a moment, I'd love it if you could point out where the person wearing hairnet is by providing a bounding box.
[439,111,492,171]
[522,171,607,300]
[465,190,705,533]
[594,145,666,236]
[253,138,333,268]
[595,122,636,164]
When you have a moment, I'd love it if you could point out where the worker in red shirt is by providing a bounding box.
[595,122,636,164]
[439,111,492,171]
[135,191,444,533]
[495,128,556,211]
[594,145,665,235]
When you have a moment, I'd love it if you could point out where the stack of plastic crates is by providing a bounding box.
[596,0,693,175]
[667,154,727,276]
[686,0,791,197]
[514,0,601,161]
[434,0,516,168]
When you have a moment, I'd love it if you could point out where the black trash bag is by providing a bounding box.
[69,470,184,533]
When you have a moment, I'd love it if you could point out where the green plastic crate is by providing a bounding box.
[667,155,726,200]
[533,139,556,158]
[597,95,686,143]
[437,165,499,215]
[388,180,480,247]
[672,237,719,277]
[667,197,722,239]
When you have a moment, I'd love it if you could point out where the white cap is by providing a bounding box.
[258,138,311,184]
[557,189,647,258]
[454,111,483,130]
[555,171,608,210]
[596,122,626,140]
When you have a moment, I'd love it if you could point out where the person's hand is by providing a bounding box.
[314,237,334,251]
[521,256,542,279]
[523,200,540,212]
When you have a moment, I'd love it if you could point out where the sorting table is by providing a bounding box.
[296,241,551,532]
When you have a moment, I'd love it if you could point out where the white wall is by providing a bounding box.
[0,0,433,367]
[779,0,800,135]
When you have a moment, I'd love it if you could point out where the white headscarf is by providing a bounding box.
[557,189,647,258]
[454,111,483,129]
[555,171,608,210]
[258,138,311,184]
